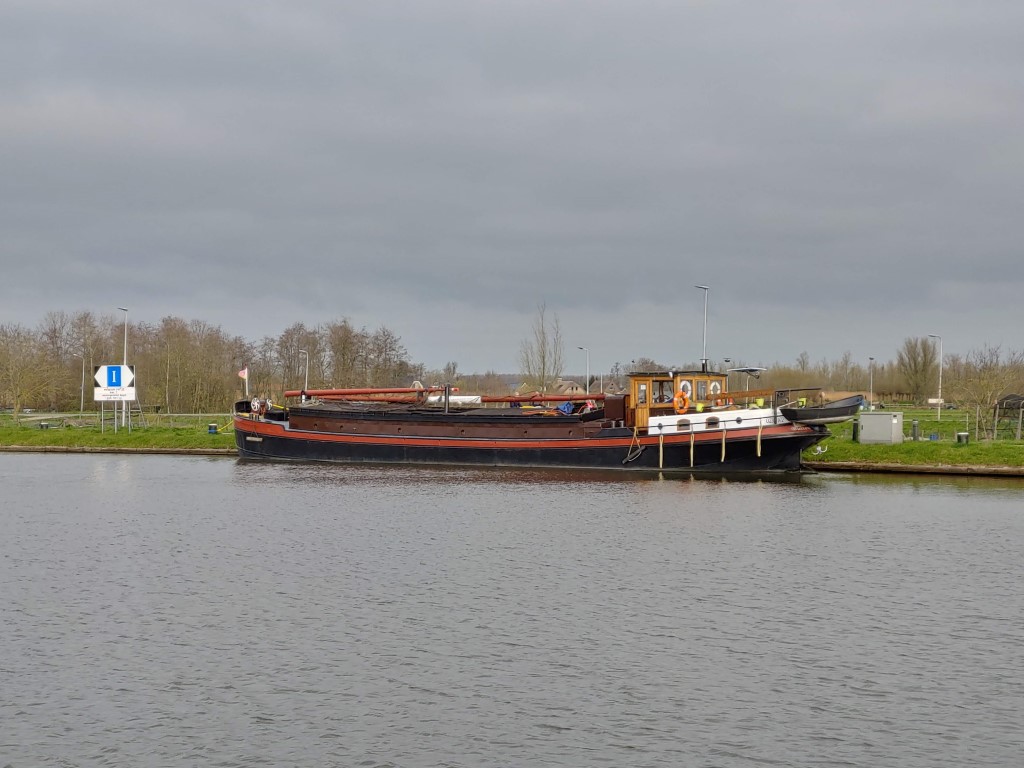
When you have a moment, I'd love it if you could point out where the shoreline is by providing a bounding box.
[802,460,1024,478]
[0,445,235,456]
[4,445,1023,477]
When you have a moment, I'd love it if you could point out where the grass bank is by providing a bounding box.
[806,408,1024,471]
[0,413,236,452]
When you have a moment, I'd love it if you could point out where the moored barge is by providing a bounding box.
[234,368,844,473]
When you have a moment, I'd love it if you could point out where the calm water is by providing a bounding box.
[1,455,1022,768]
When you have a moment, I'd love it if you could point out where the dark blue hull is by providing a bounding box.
[234,419,827,474]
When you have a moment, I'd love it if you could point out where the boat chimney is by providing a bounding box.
[695,284,710,375]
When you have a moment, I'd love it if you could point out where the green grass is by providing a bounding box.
[0,413,236,451]
[807,409,1024,468]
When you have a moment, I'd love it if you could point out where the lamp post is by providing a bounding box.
[299,349,309,402]
[118,307,128,427]
[695,285,709,371]
[577,346,590,394]
[868,357,874,412]
[76,350,85,417]
[928,334,942,421]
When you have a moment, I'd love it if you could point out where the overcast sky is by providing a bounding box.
[3,1,1022,375]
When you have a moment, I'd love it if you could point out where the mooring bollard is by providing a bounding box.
[911,419,919,441]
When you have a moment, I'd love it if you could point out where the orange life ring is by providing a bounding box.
[673,389,690,414]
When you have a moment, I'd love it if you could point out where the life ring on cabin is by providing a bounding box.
[250,396,260,414]
[673,389,690,414]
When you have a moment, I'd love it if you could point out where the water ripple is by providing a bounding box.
[2,455,1022,767]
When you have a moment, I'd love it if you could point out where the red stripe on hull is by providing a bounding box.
[234,417,819,451]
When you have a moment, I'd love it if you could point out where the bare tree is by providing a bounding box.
[0,324,51,416]
[631,357,665,372]
[608,361,625,392]
[366,326,413,386]
[947,345,1024,438]
[325,319,365,387]
[831,351,854,390]
[896,337,938,404]
[470,369,510,396]
[277,322,324,395]
[252,336,278,399]
[443,361,459,384]
[519,302,564,392]
[38,311,78,408]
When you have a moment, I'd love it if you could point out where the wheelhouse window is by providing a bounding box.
[637,383,648,404]
[654,380,674,404]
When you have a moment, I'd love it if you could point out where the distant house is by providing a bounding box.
[516,378,587,396]
[552,378,586,396]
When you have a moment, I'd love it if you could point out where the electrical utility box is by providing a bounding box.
[858,412,904,445]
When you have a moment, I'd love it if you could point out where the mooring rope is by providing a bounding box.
[623,425,645,464]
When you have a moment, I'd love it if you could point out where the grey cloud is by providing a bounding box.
[2,1,1023,373]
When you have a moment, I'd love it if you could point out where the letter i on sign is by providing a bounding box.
[108,366,121,387]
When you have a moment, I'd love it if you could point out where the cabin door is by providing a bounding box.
[633,381,650,429]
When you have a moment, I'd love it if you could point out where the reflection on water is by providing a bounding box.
[2,453,1022,767]
[234,459,819,489]
[823,468,1024,497]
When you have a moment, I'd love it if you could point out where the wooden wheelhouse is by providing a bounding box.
[628,369,730,429]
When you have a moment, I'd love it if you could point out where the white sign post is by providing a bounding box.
[94,365,136,432]
[94,364,136,400]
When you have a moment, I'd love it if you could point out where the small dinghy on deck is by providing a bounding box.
[779,394,865,426]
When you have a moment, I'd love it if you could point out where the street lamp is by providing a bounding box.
[695,285,709,371]
[928,334,942,421]
[73,350,85,417]
[299,349,309,402]
[118,307,128,427]
[577,346,590,394]
[118,307,128,364]
[868,357,874,412]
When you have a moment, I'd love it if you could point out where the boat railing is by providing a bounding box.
[773,387,825,406]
